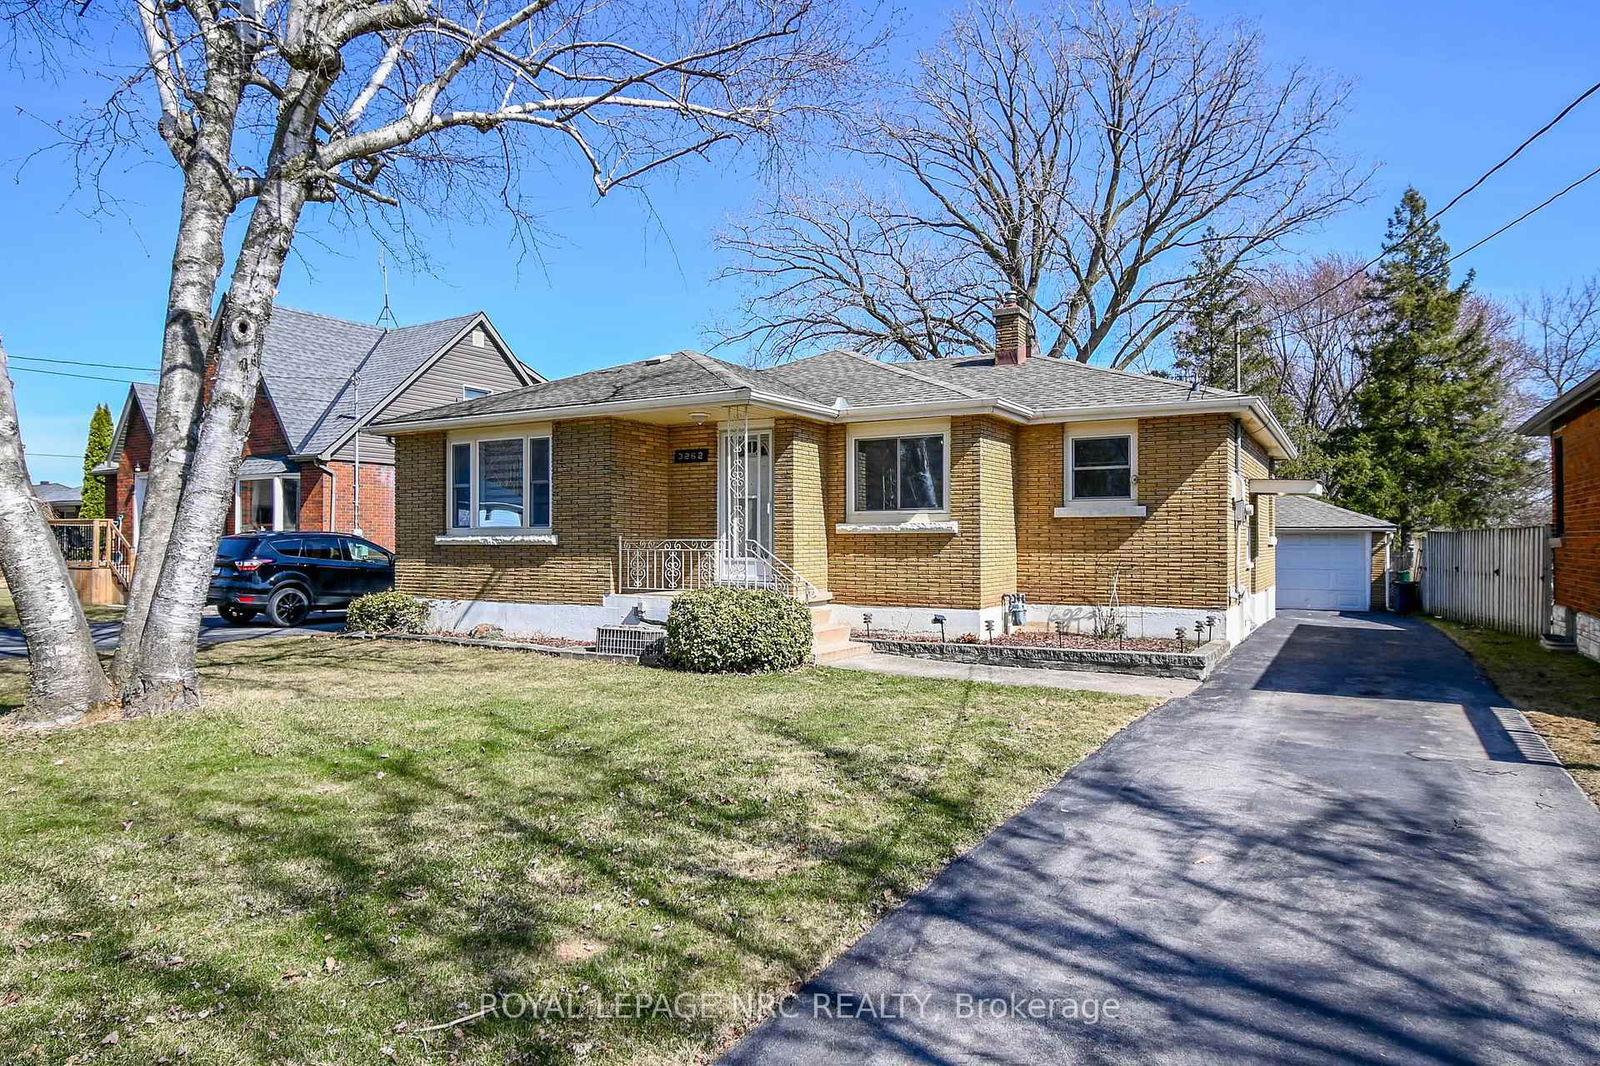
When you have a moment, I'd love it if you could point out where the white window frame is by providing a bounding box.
[233,474,301,532]
[462,385,492,400]
[439,424,556,543]
[842,418,953,530]
[1056,420,1147,518]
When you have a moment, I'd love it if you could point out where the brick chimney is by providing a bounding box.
[993,291,1032,365]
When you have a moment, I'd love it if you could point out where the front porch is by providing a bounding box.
[48,518,134,606]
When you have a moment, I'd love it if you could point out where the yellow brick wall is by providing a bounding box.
[818,416,1020,609]
[1016,414,1234,609]
[1370,532,1389,610]
[667,424,717,537]
[1232,432,1276,596]
[395,418,668,605]
[774,418,830,591]
[975,418,1019,606]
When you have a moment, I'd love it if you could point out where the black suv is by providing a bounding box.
[209,532,395,627]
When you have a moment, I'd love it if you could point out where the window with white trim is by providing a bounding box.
[447,434,552,531]
[1068,434,1133,500]
[462,386,491,400]
[854,433,945,513]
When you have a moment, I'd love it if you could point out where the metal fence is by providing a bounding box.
[1419,525,1552,637]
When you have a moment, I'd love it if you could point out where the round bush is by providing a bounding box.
[345,590,430,634]
[664,586,813,673]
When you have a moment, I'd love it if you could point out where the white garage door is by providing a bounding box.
[1278,532,1371,611]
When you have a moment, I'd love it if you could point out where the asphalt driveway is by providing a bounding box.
[723,611,1600,1065]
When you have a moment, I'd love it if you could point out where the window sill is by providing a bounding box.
[835,520,960,535]
[1054,501,1147,518]
[435,532,558,546]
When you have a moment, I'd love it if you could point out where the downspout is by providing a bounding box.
[351,373,363,537]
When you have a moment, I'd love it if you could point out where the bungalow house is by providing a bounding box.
[1274,496,1395,612]
[100,306,542,551]
[1520,366,1600,661]
[34,481,83,520]
[371,296,1308,650]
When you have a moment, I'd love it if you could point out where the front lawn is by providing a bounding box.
[0,638,1150,1064]
[0,586,124,629]
[1430,618,1600,807]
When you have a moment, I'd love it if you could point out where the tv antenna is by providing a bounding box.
[376,248,399,329]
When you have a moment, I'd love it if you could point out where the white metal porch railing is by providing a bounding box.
[617,536,819,602]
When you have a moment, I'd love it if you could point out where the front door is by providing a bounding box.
[719,428,774,569]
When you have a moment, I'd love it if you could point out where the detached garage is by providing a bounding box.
[1275,497,1395,612]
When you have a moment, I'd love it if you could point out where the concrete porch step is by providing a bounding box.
[815,640,873,664]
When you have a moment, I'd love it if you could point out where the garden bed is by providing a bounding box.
[858,634,1231,680]
[853,628,1179,652]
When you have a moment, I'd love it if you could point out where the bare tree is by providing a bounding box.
[1518,275,1600,398]
[1253,253,1370,447]
[0,339,112,725]
[716,0,1366,366]
[4,0,864,719]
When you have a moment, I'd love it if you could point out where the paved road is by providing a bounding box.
[0,610,342,657]
[723,611,1600,1065]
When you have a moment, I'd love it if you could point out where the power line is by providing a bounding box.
[11,354,158,374]
[1267,160,1600,344]
[8,365,148,384]
[1263,78,1600,328]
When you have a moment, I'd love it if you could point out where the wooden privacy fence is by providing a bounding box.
[1420,525,1552,637]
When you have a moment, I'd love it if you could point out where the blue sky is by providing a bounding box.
[4,0,1599,487]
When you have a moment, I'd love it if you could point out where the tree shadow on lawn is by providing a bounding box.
[7,667,1044,1063]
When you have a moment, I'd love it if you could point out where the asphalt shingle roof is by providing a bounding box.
[34,481,81,505]
[1276,495,1395,531]
[378,347,1245,429]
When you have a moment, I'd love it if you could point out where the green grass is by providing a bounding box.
[0,586,124,629]
[0,637,1151,1064]
[1429,617,1600,807]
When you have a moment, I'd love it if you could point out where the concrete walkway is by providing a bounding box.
[831,650,1200,699]
[723,611,1600,1065]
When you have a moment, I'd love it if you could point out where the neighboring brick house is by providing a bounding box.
[372,296,1311,646]
[1521,367,1600,661]
[99,306,541,551]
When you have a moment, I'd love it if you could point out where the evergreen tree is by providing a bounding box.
[1173,231,1275,395]
[79,404,113,519]
[1327,188,1532,539]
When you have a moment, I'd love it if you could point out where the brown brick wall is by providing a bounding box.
[774,418,830,592]
[110,404,153,539]
[395,418,663,605]
[1555,404,1600,616]
[1017,415,1233,609]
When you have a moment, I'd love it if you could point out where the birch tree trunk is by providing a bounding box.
[122,66,324,713]
[0,339,112,726]
[111,31,248,690]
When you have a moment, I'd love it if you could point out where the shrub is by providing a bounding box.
[345,590,430,634]
[665,586,813,673]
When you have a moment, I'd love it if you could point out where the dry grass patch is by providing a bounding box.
[0,635,1150,1065]
[1430,618,1600,806]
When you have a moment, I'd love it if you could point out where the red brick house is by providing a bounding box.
[100,306,541,550]
[1521,366,1600,661]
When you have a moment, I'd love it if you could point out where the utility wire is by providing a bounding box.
[1444,162,1600,266]
[1263,78,1600,329]
[7,365,149,384]
[10,354,158,374]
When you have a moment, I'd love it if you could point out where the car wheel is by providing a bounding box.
[266,585,312,628]
[218,603,259,626]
